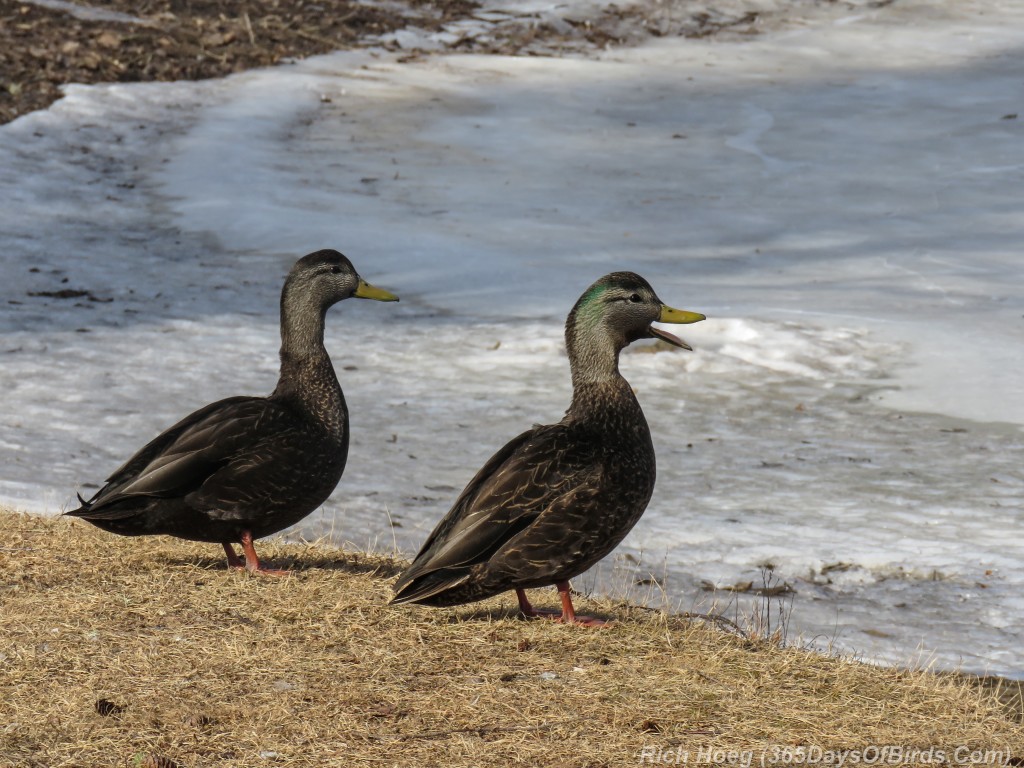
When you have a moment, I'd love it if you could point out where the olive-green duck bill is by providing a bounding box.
[648,305,706,351]
[354,279,399,302]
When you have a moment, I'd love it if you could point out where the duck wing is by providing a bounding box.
[69,396,292,520]
[392,422,601,603]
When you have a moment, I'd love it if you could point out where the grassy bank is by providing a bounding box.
[0,509,1019,767]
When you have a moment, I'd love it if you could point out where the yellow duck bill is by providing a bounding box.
[649,305,706,350]
[354,279,399,302]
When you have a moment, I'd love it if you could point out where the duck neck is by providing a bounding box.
[273,289,345,430]
[279,282,328,358]
[564,313,636,421]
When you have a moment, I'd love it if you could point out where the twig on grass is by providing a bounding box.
[372,721,558,742]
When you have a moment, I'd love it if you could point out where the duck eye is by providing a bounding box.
[629,293,642,303]
[330,266,342,275]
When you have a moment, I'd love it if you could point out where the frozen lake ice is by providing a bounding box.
[1,0,1022,677]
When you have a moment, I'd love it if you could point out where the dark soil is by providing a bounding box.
[0,0,799,126]
[0,0,479,124]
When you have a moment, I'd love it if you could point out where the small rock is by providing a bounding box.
[96,31,122,49]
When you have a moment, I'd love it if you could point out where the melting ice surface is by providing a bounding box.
[1,1,1023,676]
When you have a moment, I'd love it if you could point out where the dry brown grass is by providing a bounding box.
[0,509,1019,767]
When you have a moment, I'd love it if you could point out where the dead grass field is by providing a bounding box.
[0,509,1020,767]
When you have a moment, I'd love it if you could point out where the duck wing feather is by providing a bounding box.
[69,396,299,521]
[392,422,602,602]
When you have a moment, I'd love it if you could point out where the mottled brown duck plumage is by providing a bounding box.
[391,272,704,623]
[66,249,398,573]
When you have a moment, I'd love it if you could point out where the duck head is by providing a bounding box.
[285,249,399,310]
[566,271,705,355]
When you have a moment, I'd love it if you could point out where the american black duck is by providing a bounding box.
[67,249,398,573]
[391,272,704,624]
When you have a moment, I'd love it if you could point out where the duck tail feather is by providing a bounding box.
[390,569,471,606]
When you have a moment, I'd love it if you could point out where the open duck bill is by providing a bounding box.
[648,305,706,351]
[354,279,400,302]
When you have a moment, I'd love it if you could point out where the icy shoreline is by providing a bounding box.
[2,0,1023,677]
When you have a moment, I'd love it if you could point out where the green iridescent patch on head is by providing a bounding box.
[580,282,609,306]
[575,282,610,328]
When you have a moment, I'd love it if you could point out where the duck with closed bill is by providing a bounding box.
[67,249,398,573]
[391,272,705,624]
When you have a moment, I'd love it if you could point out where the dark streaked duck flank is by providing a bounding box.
[391,271,705,624]
[66,249,398,573]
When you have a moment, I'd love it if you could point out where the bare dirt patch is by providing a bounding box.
[0,0,475,124]
[1,0,893,125]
